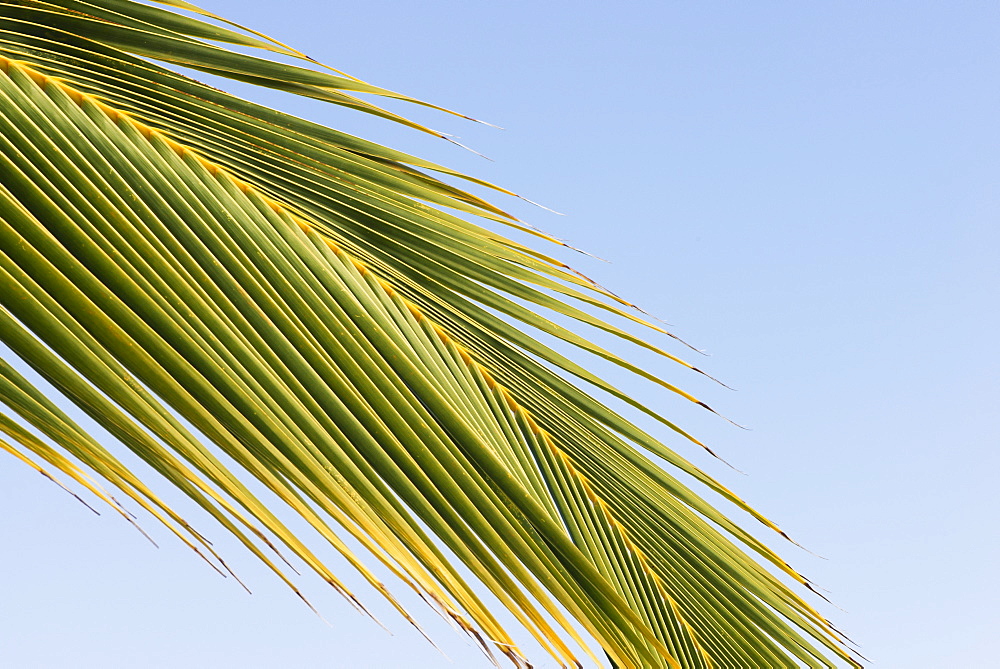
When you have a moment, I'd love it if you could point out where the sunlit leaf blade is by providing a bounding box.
[0,1,860,667]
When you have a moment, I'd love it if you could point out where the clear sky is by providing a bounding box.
[1,1,998,667]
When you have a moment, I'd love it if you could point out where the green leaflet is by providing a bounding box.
[0,2,859,668]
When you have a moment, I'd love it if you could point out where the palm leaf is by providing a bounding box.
[0,1,859,667]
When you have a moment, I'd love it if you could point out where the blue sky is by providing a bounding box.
[2,1,998,667]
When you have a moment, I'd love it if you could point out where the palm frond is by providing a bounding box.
[0,1,858,667]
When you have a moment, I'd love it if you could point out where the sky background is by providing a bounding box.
[2,1,999,667]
